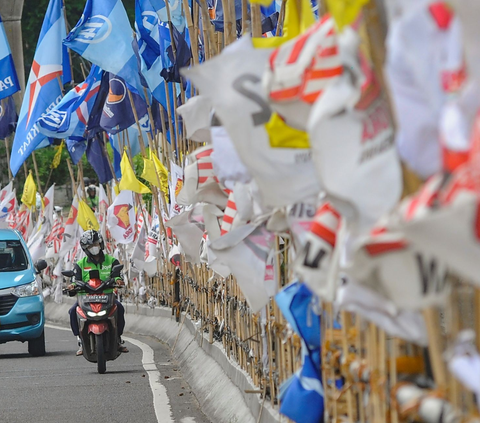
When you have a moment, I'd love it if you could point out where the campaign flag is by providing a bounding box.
[150,0,186,32]
[10,204,33,241]
[279,349,324,423]
[183,37,321,208]
[145,209,160,269]
[21,172,37,208]
[0,181,12,203]
[209,224,276,312]
[118,151,151,194]
[37,64,103,139]
[107,189,136,244]
[64,0,144,96]
[65,136,87,164]
[108,113,152,159]
[159,25,191,84]
[0,96,17,140]
[86,134,114,184]
[45,213,64,259]
[10,0,71,176]
[59,195,79,257]
[78,199,100,231]
[134,0,173,110]
[0,190,15,229]
[0,14,20,100]
[100,73,147,134]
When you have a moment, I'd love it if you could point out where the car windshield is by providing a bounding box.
[0,240,28,272]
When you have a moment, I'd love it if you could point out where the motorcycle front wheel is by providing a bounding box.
[96,334,106,374]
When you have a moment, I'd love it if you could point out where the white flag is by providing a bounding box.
[107,190,136,244]
[59,195,79,257]
[183,37,321,208]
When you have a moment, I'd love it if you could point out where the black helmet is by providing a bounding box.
[80,230,105,253]
[87,185,96,195]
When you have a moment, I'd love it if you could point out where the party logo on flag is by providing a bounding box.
[113,203,132,229]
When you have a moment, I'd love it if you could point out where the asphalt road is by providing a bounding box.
[0,325,211,423]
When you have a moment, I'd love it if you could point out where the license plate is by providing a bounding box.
[84,295,109,303]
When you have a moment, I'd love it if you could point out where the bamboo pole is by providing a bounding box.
[31,151,43,197]
[5,135,13,180]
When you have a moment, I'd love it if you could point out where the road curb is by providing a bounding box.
[45,298,281,423]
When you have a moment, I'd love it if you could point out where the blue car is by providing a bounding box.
[0,229,46,356]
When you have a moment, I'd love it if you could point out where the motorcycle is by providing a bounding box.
[62,264,124,374]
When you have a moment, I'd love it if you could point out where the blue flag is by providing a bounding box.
[86,134,113,183]
[37,64,103,140]
[150,0,186,32]
[10,0,70,176]
[64,0,144,97]
[279,348,324,423]
[109,114,152,158]
[66,136,87,164]
[100,73,148,134]
[0,96,17,139]
[135,0,172,110]
[0,14,20,100]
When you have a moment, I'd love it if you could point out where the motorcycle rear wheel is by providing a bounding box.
[96,334,106,374]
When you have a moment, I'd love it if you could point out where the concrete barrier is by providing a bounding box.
[45,297,281,423]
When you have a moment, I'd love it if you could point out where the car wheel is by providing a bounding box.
[28,330,46,357]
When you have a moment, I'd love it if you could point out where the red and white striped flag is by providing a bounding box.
[294,202,341,301]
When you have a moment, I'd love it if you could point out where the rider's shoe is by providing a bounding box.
[118,337,129,353]
[76,336,83,356]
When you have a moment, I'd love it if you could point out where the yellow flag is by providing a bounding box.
[77,200,100,231]
[141,157,161,188]
[265,113,310,148]
[326,0,370,31]
[152,152,169,196]
[252,0,315,49]
[21,172,37,208]
[51,141,64,169]
[118,151,151,194]
[249,0,274,6]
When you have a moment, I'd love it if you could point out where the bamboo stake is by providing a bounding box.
[423,308,448,391]
[340,310,355,422]
[66,158,77,197]
[31,151,43,197]
[5,135,13,180]
[251,4,262,38]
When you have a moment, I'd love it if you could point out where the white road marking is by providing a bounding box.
[122,335,175,423]
[181,418,197,423]
[46,324,174,423]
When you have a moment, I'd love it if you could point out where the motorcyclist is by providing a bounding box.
[86,185,99,211]
[67,230,129,356]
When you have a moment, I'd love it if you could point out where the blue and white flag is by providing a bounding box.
[109,114,152,158]
[37,64,103,139]
[0,96,17,139]
[151,0,186,32]
[64,0,144,97]
[135,0,171,109]
[279,348,324,423]
[0,14,20,100]
[10,0,70,177]
[100,73,148,134]
[66,136,87,164]
[86,134,113,184]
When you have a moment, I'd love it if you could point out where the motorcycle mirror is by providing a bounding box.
[61,270,75,277]
[35,259,48,272]
[111,264,124,277]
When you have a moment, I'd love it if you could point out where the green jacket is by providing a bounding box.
[73,254,121,294]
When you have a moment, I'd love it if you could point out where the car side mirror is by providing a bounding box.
[35,259,47,273]
[61,270,75,278]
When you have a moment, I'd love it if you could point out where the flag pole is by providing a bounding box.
[5,135,13,181]
[66,157,78,198]
[31,151,44,197]
[181,0,199,65]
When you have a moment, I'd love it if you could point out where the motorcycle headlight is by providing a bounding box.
[13,280,40,297]
[86,310,107,317]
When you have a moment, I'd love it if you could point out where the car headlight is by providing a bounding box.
[13,280,40,297]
